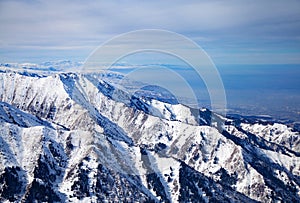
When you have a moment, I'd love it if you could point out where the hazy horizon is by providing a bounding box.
[1,0,299,122]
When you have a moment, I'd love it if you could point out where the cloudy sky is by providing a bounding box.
[0,0,300,64]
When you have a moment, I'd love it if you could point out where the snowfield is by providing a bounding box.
[0,66,299,202]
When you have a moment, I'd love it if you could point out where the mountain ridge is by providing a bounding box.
[0,68,299,202]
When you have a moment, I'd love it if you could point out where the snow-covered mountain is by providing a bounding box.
[0,67,299,202]
[0,61,82,73]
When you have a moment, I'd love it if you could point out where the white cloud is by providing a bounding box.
[0,0,299,63]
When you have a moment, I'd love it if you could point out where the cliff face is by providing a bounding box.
[0,70,299,202]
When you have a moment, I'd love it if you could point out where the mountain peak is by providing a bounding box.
[0,68,299,202]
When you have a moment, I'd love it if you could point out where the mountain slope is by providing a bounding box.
[0,69,299,202]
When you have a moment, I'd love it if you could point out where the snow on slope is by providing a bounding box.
[0,68,299,202]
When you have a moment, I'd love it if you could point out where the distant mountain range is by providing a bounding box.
[0,64,299,202]
[0,60,83,72]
